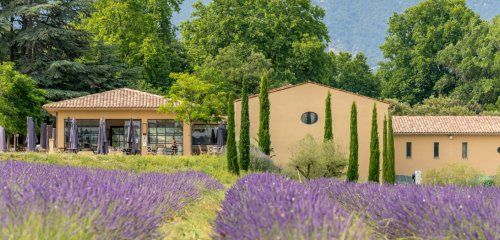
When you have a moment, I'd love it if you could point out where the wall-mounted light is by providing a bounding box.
[448,135,453,140]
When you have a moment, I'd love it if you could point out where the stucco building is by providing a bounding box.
[234,82,390,181]
[393,116,500,176]
[43,88,222,156]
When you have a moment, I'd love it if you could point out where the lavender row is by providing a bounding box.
[319,180,499,239]
[214,174,368,239]
[0,160,223,239]
[215,173,499,240]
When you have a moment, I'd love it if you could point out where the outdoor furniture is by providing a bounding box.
[207,145,218,155]
[198,145,208,155]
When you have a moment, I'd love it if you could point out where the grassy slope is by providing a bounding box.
[0,152,239,239]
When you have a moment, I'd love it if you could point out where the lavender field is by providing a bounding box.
[215,174,500,240]
[0,160,223,239]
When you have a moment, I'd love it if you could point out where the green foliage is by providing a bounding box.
[249,146,280,173]
[288,35,330,84]
[181,0,329,84]
[346,102,358,182]
[379,0,481,104]
[81,0,187,92]
[328,52,380,97]
[238,79,250,171]
[368,104,380,182]
[226,94,239,175]
[323,92,333,141]
[382,116,389,183]
[0,62,46,134]
[159,73,224,124]
[384,114,396,184]
[201,45,272,99]
[436,16,499,109]
[422,164,485,186]
[0,0,122,101]
[387,97,479,116]
[287,135,347,180]
[382,115,396,183]
[258,73,271,155]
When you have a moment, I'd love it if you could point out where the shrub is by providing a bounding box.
[287,135,347,180]
[249,146,280,173]
[422,164,484,186]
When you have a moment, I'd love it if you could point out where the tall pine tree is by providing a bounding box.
[382,116,389,182]
[386,113,396,183]
[226,93,239,175]
[258,74,271,155]
[346,102,359,182]
[324,92,333,141]
[368,104,380,182]
[239,78,250,170]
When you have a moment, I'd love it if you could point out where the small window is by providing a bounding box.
[406,142,412,158]
[462,142,468,159]
[433,142,439,159]
[301,112,318,125]
[497,147,500,154]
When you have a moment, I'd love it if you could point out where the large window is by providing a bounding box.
[406,142,412,159]
[110,127,125,148]
[192,124,219,146]
[433,142,439,159]
[148,120,183,154]
[462,142,468,159]
[64,119,99,151]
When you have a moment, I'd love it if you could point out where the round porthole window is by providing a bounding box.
[497,147,500,154]
[301,112,318,125]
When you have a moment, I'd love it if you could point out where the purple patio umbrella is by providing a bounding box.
[216,123,227,148]
[126,119,138,154]
[96,119,108,154]
[40,123,47,149]
[0,126,6,152]
[68,118,79,152]
[26,117,36,151]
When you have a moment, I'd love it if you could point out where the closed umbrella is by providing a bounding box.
[68,118,79,152]
[40,123,47,149]
[126,119,138,154]
[26,117,36,151]
[97,119,108,154]
[0,126,6,152]
[216,123,227,148]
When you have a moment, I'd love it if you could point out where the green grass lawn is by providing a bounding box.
[0,152,240,240]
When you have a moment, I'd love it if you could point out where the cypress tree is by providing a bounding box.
[226,93,239,175]
[346,102,359,182]
[368,104,380,182]
[324,92,333,141]
[382,116,389,182]
[386,113,396,183]
[239,78,250,170]
[258,74,271,155]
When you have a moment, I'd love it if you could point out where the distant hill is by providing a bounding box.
[172,0,500,67]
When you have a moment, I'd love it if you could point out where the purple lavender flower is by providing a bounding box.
[0,160,223,239]
[214,174,368,239]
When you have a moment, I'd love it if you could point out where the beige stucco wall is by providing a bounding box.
[50,109,191,156]
[234,83,390,181]
[394,134,500,176]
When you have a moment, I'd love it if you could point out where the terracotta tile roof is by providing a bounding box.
[393,116,500,135]
[43,88,167,110]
